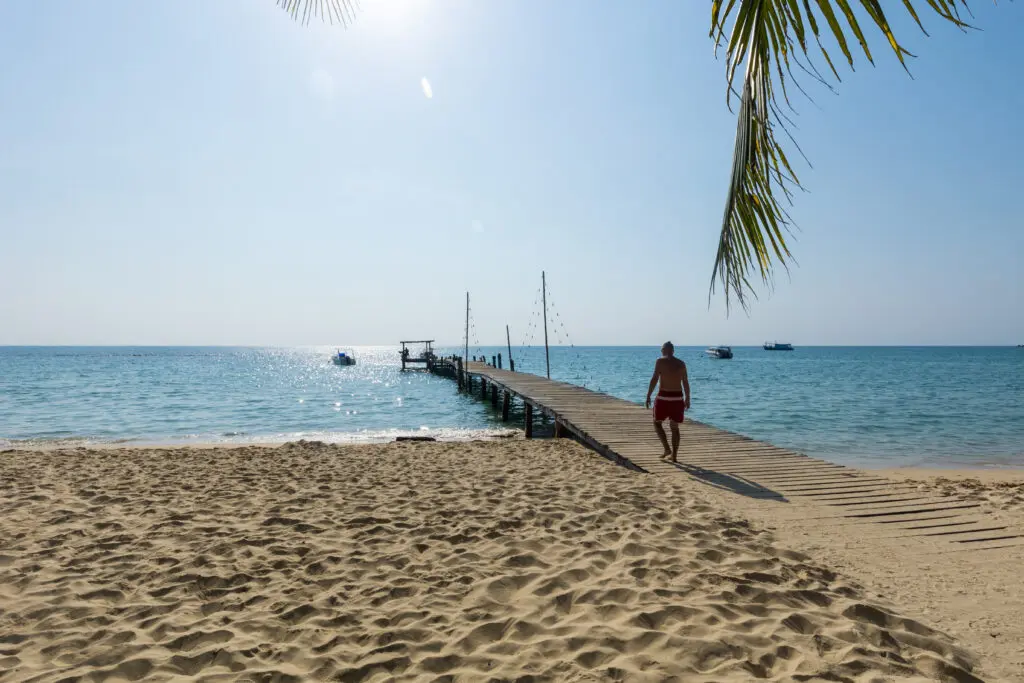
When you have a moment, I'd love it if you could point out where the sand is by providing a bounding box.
[685,462,1024,682]
[0,441,1004,682]
[877,468,1024,513]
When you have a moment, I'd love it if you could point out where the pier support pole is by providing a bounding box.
[502,391,510,421]
[480,378,487,400]
[525,404,534,439]
[542,271,550,379]
[555,421,567,438]
[490,384,498,407]
[497,353,502,369]
[457,359,464,391]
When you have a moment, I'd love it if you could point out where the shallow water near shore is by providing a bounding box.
[1,345,1021,468]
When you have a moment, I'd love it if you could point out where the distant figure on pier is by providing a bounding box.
[645,341,690,462]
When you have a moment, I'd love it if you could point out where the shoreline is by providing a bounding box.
[0,430,525,452]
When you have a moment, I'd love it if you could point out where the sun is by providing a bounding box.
[360,0,428,35]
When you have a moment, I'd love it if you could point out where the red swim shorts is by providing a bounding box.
[654,391,685,423]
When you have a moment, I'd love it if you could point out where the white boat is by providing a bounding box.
[332,350,356,366]
[763,341,794,351]
[706,346,733,359]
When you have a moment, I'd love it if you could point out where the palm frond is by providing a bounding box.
[276,0,361,26]
[710,0,977,312]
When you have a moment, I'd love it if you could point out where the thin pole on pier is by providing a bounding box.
[506,325,514,372]
[464,292,469,365]
[542,271,550,379]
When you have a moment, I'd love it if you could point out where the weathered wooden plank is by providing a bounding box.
[453,363,1016,552]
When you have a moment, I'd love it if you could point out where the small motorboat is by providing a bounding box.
[706,346,733,359]
[332,350,356,366]
[763,341,794,351]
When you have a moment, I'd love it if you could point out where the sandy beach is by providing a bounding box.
[876,468,1024,513]
[3,440,1016,681]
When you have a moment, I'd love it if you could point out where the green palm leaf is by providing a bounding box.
[710,0,976,311]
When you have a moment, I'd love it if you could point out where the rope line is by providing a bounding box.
[543,284,597,391]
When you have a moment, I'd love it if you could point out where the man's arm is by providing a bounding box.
[645,361,660,409]
[682,362,691,410]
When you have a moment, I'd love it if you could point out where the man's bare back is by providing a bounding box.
[645,342,690,461]
[654,356,687,393]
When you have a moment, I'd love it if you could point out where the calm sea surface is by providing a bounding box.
[1,346,1021,468]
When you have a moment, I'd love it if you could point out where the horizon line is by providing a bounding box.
[1,344,1020,349]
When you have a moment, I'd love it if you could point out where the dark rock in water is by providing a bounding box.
[395,436,437,442]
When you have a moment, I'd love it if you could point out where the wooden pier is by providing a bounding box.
[431,359,1022,552]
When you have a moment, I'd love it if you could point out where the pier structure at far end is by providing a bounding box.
[399,340,436,371]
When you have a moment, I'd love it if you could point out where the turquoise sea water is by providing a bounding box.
[1,346,1021,468]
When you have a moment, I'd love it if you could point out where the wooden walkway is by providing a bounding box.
[458,361,1022,552]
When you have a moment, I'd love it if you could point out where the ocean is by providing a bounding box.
[1,346,1021,468]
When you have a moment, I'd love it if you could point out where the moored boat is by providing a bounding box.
[332,350,356,366]
[763,341,794,351]
[706,346,733,359]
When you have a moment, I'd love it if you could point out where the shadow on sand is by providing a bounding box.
[667,462,789,502]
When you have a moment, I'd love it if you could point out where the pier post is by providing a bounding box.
[490,384,498,408]
[457,359,464,390]
[502,391,510,421]
[491,355,496,367]
[497,353,502,369]
[555,421,567,438]
[525,404,534,439]
[510,359,515,372]
[480,378,487,400]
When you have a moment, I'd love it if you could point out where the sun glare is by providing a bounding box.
[361,0,428,34]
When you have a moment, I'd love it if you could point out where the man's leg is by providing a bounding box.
[653,419,671,457]
[669,420,680,462]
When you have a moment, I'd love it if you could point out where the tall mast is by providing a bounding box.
[542,271,550,379]
[506,324,513,371]
[464,292,470,364]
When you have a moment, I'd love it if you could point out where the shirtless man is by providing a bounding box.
[644,342,690,462]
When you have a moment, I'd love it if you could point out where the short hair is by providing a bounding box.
[662,341,674,350]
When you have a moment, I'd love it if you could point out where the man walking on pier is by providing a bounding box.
[645,342,690,462]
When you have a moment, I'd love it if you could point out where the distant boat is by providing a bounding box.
[706,346,734,359]
[332,350,356,366]
[763,341,794,351]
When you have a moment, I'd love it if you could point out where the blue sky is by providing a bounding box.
[1,1,1021,346]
